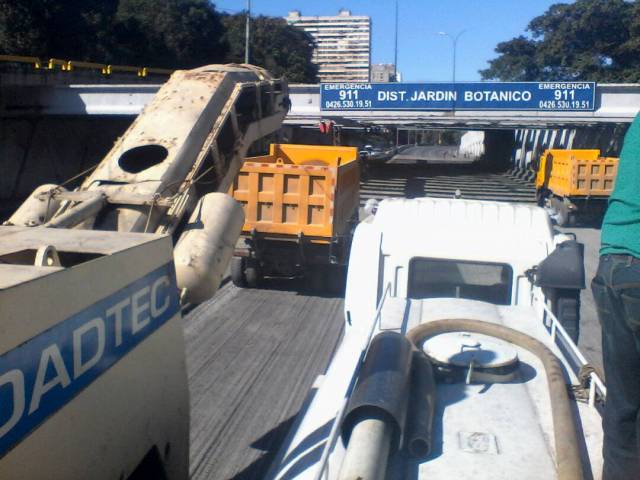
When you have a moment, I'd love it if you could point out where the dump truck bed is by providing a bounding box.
[229,144,360,242]
[536,149,618,198]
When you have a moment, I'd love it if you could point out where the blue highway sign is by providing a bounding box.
[320,82,596,111]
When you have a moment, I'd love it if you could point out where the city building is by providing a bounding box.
[286,9,371,83]
[371,63,399,82]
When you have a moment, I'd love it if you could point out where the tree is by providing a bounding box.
[222,14,317,83]
[114,0,227,68]
[0,0,227,69]
[0,1,316,76]
[481,0,640,82]
[0,0,120,60]
[480,36,544,82]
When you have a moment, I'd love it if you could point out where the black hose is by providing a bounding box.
[405,350,436,459]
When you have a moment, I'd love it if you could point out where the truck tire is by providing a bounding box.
[245,261,261,288]
[231,256,247,288]
[551,197,570,227]
[305,266,325,293]
[555,289,580,343]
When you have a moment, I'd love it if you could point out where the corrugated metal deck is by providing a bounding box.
[184,283,344,480]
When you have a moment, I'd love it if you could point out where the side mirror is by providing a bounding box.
[533,240,586,290]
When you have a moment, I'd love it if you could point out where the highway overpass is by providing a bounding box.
[2,82,640,128]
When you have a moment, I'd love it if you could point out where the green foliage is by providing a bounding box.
[0,0,121,60]
[114,0,227,68]
[0,1,315,79]
[481,0,640,82]
[222,14,318,83]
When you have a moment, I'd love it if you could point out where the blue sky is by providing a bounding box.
[214,0,567,81]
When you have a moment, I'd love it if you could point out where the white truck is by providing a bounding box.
[268,197,606,480]
[0,64,288,479]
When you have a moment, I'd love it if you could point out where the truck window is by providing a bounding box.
[408,257,513,305]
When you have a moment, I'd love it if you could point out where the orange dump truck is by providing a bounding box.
[228,144,360,288]
[535,149,618,226]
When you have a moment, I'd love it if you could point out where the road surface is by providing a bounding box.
[391,145,470,164]
[186,282,344,480]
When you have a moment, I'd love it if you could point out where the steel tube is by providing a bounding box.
[338,417,391,480]
[44,194,106,228]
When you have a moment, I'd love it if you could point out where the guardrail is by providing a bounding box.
[0,54,173,77]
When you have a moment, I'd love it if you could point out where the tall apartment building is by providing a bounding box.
[286,9,371,83]
[371,63,398,82]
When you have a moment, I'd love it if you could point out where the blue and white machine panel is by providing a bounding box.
[0,263,180,457]
[320,82,596,111]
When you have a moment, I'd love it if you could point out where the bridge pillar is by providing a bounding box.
[482,129,515,171]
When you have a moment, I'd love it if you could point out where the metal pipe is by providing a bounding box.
[393,0,398,82]
[406,319,583,480]
[245,0,251,64]
[7,184,65,227]
[44,194,106,228]
[338,417,391,480]
[341,332,412,452]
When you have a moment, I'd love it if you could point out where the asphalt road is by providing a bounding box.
[185,282,344,480]
[391,145,471,164]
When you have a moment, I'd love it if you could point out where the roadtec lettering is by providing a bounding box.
[0,264,178,458]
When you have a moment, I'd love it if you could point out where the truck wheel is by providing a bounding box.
[325,264,346,295]
[551,197,570,227]
[555,289,580,343]
[245,262,261,288]
[305,266,325,293]
[231,257,247,288]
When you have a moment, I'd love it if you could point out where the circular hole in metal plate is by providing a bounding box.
[119,144,168,173]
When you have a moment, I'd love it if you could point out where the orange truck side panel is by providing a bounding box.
[229,144,360,240]
[535,149,618,198]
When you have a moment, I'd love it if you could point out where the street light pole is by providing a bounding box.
[244,0,251,64]
[438,29,467,83]
[393,0,398,82]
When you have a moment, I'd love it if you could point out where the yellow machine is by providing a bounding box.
[0,65,288,479]
[535,149,618,226]
[0,229,188,479]
[228,144,360,289]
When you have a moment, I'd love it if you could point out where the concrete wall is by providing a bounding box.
[511,124,628,172]
[1,117,131,216]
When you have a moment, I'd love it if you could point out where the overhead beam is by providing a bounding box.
[2,83,640,127]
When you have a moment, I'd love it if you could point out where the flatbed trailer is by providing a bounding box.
[229,144,360,289]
